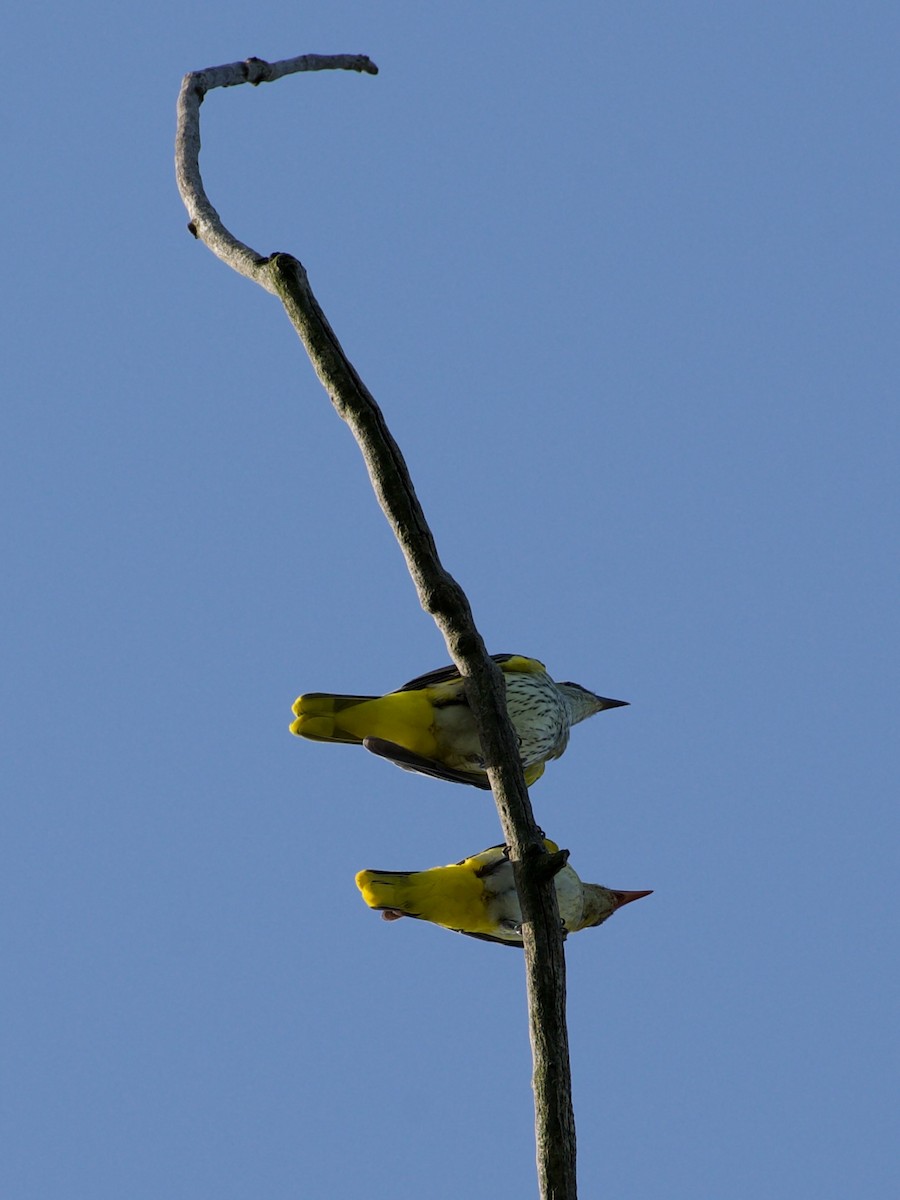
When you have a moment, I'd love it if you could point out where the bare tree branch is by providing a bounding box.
[175,53,577,1199]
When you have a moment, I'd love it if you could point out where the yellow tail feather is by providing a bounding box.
[291,691,438,756]
[355,869,419,913]
[356,861,492,932]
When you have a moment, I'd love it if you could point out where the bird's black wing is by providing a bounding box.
[457,929,523,948]
[362,737,492,789]
[459,926,569,949]
[394,653,517,693]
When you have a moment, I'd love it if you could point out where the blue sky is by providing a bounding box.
[4,4,898,1197]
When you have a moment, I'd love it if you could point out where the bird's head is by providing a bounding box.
[580,884,653,930]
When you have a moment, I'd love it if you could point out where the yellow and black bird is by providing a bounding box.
[356,840,651,946]
[290,653,626,788]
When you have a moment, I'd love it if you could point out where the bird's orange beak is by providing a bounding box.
[612,889,653,909]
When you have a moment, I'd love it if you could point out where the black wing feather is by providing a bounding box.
[395,653,516,693]
[362,737,492,789]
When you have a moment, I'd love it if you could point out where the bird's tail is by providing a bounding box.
[290,690,437,752]
[355,868,421,918]
[290,693,379,744]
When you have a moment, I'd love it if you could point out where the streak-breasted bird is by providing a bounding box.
[290,653,627,788]
[355,840,652,947]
